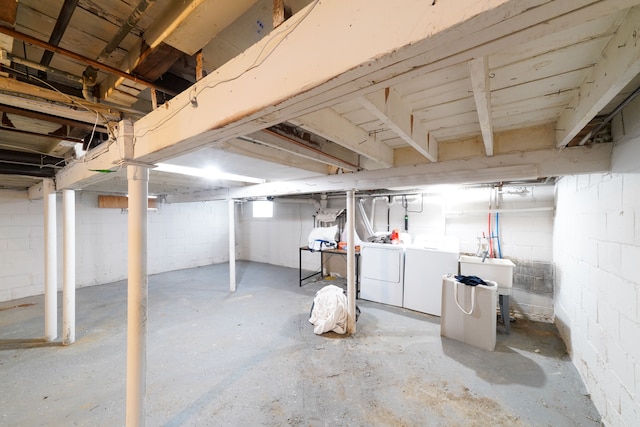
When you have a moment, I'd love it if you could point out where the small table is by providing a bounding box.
[299,246,360,296]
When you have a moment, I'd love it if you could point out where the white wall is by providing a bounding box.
[238,199,319,270]
[0,191,229,302]
[553,96,640,426]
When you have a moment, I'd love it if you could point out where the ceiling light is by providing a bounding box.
[155,163,265,184]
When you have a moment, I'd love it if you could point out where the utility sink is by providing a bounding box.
[458,255,516,290]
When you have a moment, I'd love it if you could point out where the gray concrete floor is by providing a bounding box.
[0,261,600,427]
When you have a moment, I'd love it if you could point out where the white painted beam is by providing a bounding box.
[291,108,393,167]
[556,6,640,147]
[360,89,438,162]
[225,144,611,199]
[469,56,494,156]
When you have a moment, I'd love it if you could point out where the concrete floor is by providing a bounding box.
[0,261,601,426]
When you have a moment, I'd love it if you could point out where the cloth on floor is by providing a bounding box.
[309,285,348,335]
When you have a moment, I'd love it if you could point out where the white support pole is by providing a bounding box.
[44,180,57,342]
[346,190,356,334]
[126,165,149,427]
[228,199,236,292]
[62,189,75,345]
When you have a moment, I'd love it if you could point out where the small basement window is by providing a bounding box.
[253,200,273,218]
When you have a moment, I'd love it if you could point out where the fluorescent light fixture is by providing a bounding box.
[155,163,265,184]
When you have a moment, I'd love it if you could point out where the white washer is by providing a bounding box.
[359,242,405,307]
[403,235,459,316]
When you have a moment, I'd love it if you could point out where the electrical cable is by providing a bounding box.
[2,64,117,140]
[134,0,321,140]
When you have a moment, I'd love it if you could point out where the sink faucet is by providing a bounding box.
[477,236,489,262]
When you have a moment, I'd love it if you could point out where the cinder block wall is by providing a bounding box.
[0,192,229,302]
[553,96,640,426]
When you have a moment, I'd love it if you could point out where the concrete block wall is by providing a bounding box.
[553,97,640,426]
[238,199,319,270]
[0,191,229,303]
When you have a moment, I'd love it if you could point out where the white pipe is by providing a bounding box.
[126,165,149,427]
[62,189,75,345]
[444,207,554,217]
[44,180,57,342]
[346,190,356,334]
[357,199,375,236]
[228,199,236,292]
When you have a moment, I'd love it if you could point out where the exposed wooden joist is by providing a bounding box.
[556,6,640,147]
[0,0,17,26]
[290,108,393,168]
[468,56,494,156]
[0,125,83,143]
[0,26,177,96]
[360,88,438,162]
[0,103,109,133]
[243,129,359,172]
[40,0,80,67]
[57,0,636,191]
[0,77,124,119]
[224,137,329,175]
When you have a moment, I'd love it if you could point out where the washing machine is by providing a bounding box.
[403,235,459,316]
[359,242,405,307]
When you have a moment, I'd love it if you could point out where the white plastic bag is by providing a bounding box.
[308,285,348,335]
[307,225,338,250]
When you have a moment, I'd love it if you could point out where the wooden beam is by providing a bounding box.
[0,0,17,26]
[290,108,393,167]
[469,56,494,156]
[0,77,123,119]
[98,195,157,209]
[57,0,634,190]
[225,144,612,199]
[273,0,286,28]
[360,88,438,162]
[556,6,640,147]
[244,129,359,172]
[0,26,177,96]
[0,103,109,133]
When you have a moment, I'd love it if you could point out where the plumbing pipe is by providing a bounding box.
[346,190,356,334]
[444,207,554,216]
[62,189,75,345]
[228,199,236,292]
[44,180,57,342]
[357,198,375,237]
[126,164,149,426]
[487,212,493,259]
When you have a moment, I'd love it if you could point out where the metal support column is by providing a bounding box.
[62,189,75,345]
[346,190,356,334]
[228,199,236,292]
[126,165,149,427]
[44,179,57,342]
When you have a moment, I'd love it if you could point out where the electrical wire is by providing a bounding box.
[2,63,117,140]
[134,0,321,141]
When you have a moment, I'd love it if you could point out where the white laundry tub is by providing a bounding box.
[458,255,515,291]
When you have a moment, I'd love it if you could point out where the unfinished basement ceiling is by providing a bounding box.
[1,1,639,198]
